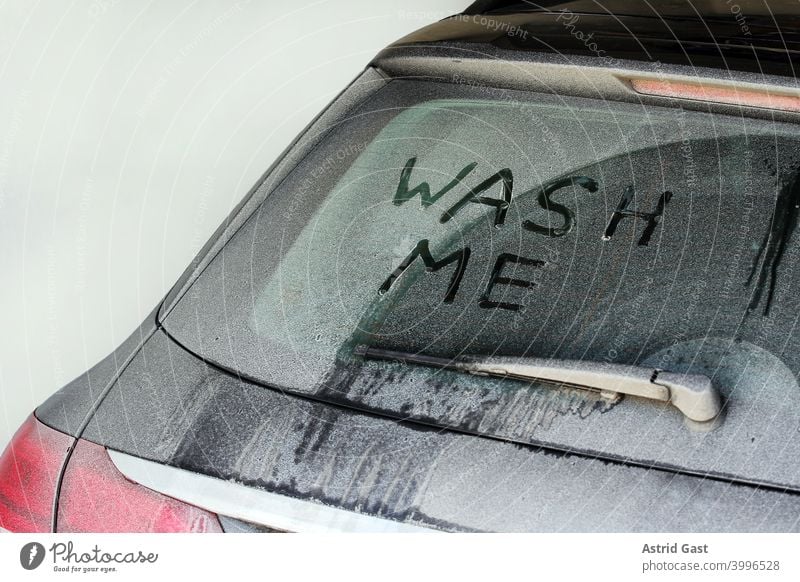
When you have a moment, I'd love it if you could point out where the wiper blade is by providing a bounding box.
[354,346,721,423]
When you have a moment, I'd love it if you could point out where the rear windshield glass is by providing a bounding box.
[164,79,800,421]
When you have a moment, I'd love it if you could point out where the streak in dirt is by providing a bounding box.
[746,166,800,315]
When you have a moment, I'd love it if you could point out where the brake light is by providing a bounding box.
[0,413,222,533]
[629,78,800,113]
[0,414,74,532]
[56,438,222,532]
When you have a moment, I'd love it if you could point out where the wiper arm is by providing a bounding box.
[354,346,721,423]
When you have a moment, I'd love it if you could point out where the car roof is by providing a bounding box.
[464,0,800,20]
[379,0,800,78]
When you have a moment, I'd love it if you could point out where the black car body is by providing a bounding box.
[3,0,800,532]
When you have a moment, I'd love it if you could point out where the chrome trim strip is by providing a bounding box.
[108,450,434,533]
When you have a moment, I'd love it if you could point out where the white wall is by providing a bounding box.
[0,0,465,449]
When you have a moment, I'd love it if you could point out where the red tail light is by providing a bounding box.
[0,414,73,532]
[0,414,222,533]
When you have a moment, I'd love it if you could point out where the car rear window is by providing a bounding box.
[163,79,800,488]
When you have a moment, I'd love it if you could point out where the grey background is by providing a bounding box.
[0,0,465,450]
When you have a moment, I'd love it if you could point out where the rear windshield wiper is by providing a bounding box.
[354,346,721,423]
